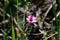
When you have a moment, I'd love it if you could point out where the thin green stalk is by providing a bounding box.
[16,0,21,32]
[23,13,26,27]
[56,0,60,9]
[17,0,18,9]
[43,33,47,40]
[16,0,19,40]
[3,7,8,40]
[3,7,6,40]
[24,23,30,33]
[58,16,60,40]
[16,0,27,39]
[59,0,60,8]
[52,0,59,40]
[17,15,24,40]
[10,8,15,40]
[57,0,60,39]
[12,23,15,40]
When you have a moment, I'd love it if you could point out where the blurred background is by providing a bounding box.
[0,0,60,40]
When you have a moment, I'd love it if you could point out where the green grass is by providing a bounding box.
[52,0,60,40]
[1,0,60,40]
[3,6,8,40]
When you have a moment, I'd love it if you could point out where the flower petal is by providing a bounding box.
[26,15,37,23]
[32,20,37,22]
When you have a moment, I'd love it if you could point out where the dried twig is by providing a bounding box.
[43,1,56,21]
[14,18,24,33]
[0,33,12,39]
[47,32,58,39]
[0,19,9,25]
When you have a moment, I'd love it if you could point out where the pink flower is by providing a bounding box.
[15,27,18,32]
[26,15,37,23]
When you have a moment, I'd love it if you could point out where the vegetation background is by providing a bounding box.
[0,0,60,40]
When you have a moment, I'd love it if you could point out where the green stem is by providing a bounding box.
[16,0,19,40]
[10,8,15,40]
[12,23,15,40]
[43,33,47,40]
[58,16,60,40]
[56,0,60,9]
[3,7,8,40]
[52,0,59,40]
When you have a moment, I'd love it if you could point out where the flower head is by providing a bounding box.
[15,27,18,32]
[26,15,37,23]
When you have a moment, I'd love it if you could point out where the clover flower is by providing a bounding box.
[26,15,37,23]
